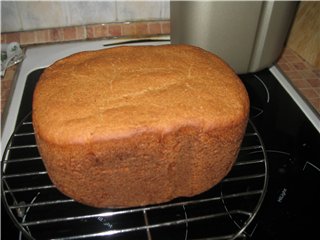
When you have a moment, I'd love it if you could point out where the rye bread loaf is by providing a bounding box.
[32,44,249,208]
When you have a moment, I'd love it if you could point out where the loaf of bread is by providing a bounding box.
[32,44,249,208]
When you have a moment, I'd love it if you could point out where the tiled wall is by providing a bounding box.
[1,21,171,46]
[2,1,170,32]
[277,48,320,113]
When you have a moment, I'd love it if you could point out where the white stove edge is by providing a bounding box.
[270,66,320,134]
[1,39,318,160]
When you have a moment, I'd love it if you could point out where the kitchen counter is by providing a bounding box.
[1,46,319,123]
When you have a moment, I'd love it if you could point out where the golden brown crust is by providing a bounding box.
[32,44,249,208]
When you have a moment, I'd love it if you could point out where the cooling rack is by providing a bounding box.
[2,113,268,240]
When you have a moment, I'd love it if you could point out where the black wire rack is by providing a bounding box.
[2,113,268,240]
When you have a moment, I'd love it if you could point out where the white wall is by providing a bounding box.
[1,1,170,32]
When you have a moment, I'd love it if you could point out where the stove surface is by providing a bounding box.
[240,70,320,239]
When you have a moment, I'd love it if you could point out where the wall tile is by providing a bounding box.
[1,2,22,32]
[20,31,36,45]
[94,24,109,38]
[135,22,148,35]
[160,0,170,19]
[75,26,86,40]
[63,27,77,41]
[66,1,116,26]
[1,1,169,33]
[116,1,169,21]
[17,2,66,30]
[122,22,136,36]
[161,21,170,34]
[299,88,319,99]
[49,28,64,42]
[4,32,20,43]
[108,24,122,37]
[34,29,50,43]
[306,78,320,88]
[1,34,6,43]
[148,22,161,34]
[86,25,95,39]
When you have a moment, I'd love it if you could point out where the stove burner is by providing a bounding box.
[2,112,268,240]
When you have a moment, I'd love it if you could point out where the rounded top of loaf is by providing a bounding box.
[32,44,249,144]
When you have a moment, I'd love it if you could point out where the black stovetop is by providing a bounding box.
[2,68,319,240]
[239,70,319,239]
